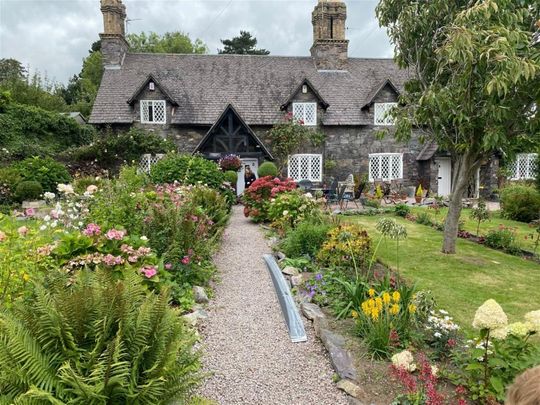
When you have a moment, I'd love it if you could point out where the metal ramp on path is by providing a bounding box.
[263,254,307,343]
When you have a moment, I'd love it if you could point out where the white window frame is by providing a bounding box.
[288,154,323,182]
[368,153,403,182]
[374,102,398,126]
[140,100,166,124]
[292,102,317,126]
[509,153,538,180]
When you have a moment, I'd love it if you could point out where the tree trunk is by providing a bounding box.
[442,150,479,254]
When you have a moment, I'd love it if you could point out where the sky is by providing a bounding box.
[0,0,394,84]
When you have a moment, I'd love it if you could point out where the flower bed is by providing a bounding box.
[0,166,231,402]
[269,205,540,404]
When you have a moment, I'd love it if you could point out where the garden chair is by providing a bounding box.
[326,184,347,209]
[297,179,313,193]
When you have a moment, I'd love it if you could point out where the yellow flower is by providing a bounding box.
[371,308,380,321]
[351,310,359,319]
[368,288,376,297]
[390,304,400,315]
[22,273,30,282]
[408,304,417,314]
[375,297,383,311]
[382,292,391,305]
[361,301,370,316]
[392,291,401,303]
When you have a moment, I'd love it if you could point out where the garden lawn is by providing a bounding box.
[409,206,538,254]
[348,215,540,332]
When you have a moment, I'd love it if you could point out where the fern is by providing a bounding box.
[0,269,201,403]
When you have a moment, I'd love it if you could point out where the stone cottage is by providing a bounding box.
[90,0,511,197]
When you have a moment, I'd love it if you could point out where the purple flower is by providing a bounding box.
[315,273,323,281]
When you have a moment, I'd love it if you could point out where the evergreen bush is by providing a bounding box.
[13,156,71,192]
[14,180,43,202]
[223,170,238,185]
[500,184,540,223]
[0,270,201,403]
[150,154,225,190]
[257,161,278,178]
[280,220,333,258]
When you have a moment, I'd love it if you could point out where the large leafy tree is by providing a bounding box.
[127,31,208,54]
[0,59,27,83]
[218,31,270,55]
[376,0,540,253]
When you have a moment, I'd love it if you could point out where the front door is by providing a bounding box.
[237,159,258,196]
[436,158,451,197]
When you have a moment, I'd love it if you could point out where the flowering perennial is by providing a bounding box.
[472,299,508,331]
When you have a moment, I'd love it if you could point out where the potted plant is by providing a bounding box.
[218,154,242,172]
[415,184,423,204]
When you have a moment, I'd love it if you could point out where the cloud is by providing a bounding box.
[0,0,393,84]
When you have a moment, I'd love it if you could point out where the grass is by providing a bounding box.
[409,206,539,254]
[347,214,540,332]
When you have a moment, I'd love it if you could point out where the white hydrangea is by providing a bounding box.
[524,310,540,333]
[508,322,534,337]
[391,350,416,372]
[472,299,508,330]
[57,184,75,195]
[43,192,56,201]
[490,326,508,340]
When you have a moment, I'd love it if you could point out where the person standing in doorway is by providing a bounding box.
[244,165,257,190]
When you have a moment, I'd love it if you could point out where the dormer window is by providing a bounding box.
[140,100,166,124]
[292,102,317,126]
[374,102,397,126]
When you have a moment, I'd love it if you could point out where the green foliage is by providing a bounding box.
[0,72,67,112]
[257,161,278,178]
[500,184,540,223]
[415,211,433,227]
[0,58,26,82]
[470,200,491,235]
[14,181,43,202]
[0,270,201,403]
[267,191,321,232]
[63,127,175,173]
[12,157,71,193]
[223,170,238,184]
[0,102,94,161]
[376,0,540,253]
[150,154,225,190]
[376,217,408,271]
[318,224,372,271]
[394,203,411,218]
[267,115,325,170]
[280,220,334,258]
[484,226,520,254]
[218,30,269,55]
[127,31,208,54]
[0,167,21,205]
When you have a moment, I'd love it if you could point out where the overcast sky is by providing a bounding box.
[0,0,394,84]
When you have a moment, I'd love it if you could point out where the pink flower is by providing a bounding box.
[165,263,172,270]
[50,210,59,219]
[181,256,190,265]
[25,208,35,217]
[141,266,157,278]
[105,229,126,240]
[103,254,123,266]
[128,255,139,263]
[191,215,199,222]
[18,226,29,236]
[83,223,101,236]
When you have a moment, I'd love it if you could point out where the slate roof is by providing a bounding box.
[89,53,412,126]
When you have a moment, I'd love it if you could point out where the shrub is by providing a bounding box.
[415,211,433,226]
[257,161,278,178]
[500,184,540,223]
[0,167,21,205]
[242,176,297,222]
[150,153,225,190]
[280,220,334,258]
[318,224,372,271]
[218,154,242,171]
[61,127,175,174]
[484,225,520,254]
[13,156,71,192]
[0,102,94,161]
[394,203,410,218]
[0,270,201,403]
[364,198,381,209]
[223,170,238,185]
[267,191,321,231]
[14,180,43,202]
[470,200,490,235]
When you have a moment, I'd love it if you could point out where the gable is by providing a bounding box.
[361,79,400,110]
[127,74,177,106]
[280,79,329,111]
[194,105,273,160]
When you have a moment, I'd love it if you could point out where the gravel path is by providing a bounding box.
[197,205,349,405]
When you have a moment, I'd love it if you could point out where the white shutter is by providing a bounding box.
[374,103,397,126]
[140,100,166,124]
[509,153,538,180]
[288,154,323,182]
[368,153,403,181]
[292,102,317,126]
